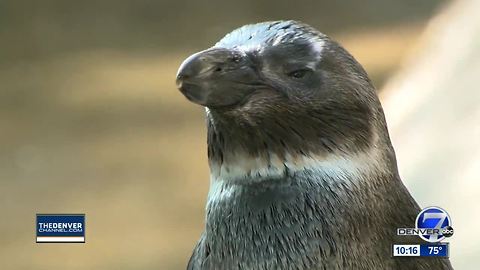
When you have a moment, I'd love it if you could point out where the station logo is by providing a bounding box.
[397,206,453,243]
[36,214,85,243]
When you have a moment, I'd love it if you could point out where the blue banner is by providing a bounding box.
[36,214,85,237]
[419,243,449,257]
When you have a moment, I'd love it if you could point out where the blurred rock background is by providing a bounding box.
[2,0,477,269]
[381,1,480,269]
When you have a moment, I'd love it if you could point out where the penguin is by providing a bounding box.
[175,21,453,270]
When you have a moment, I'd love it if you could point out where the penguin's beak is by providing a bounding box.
[176,48,259,108]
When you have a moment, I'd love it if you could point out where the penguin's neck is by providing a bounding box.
[203,152,393,268]
[206,151,379,218]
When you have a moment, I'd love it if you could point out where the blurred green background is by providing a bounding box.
[0,1,450,269]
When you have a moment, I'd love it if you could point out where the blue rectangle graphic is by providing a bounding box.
[419,243,449,257]
[36,214,85,237]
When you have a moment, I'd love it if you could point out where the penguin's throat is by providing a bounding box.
[208,150,381,184]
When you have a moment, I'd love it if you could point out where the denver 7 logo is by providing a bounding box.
[416,207,451,243]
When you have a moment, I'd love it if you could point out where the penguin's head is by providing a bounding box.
[176,21,389,182]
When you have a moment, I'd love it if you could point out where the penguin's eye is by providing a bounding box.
[287,69,312,79]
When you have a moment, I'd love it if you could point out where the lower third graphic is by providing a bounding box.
[36,214,85,243]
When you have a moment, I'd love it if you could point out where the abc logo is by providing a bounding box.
[416,206,452,243]
[442,226,454,237]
